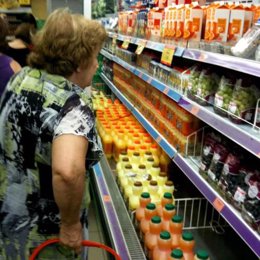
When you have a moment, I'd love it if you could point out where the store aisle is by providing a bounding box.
[88,202,109,260]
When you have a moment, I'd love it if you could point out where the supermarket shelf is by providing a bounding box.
[100,72,260,258]
[92,157,146,260]
[101,49,182,103]
[107,31,185,56]
[101,72,176,159]
[100,49,260,158]
[0,7,32,13]
[107,32,260,77]
[183,48,260,77]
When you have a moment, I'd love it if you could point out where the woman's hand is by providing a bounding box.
[59,221,83,255]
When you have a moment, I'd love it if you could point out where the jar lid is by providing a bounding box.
[149,180,158,186]
[165,180,174,186]
[138,164,146,169]
[122,157,129,162]
[147,157,154,162]
[124,164,132,169]
[145,151,152,156]
[172,215,183,223]
[141,192,150,198]
[120,151,127,156]
[133,152,140,156]
[196,250,209,259]
[163,192,173,199]
[159,172,167,177]
[182,232,194,241]
[151,216,161,224]
[146,203,156,210]
[165,204,175,210]
[171,249,183,259]
[160,231,171,240]
[134,181,142,187]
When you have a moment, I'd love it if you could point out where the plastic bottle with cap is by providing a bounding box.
[146,157,156,169]
[135,192,151,227]
[157,192,174,217]
[162,204,176,231]
[194,249,210,260]
[119,164,135,194]
[144,216,162,259]
[128,181,143,211]
[149,164,161,178]
[131,152,141,171]
[168,249,184,260]
[140,203,157,240]
[141,174,152,192]
[152,231,172,260]
[116,156,130,174]
[179,232,195,260]
[157,172,168,187]
[148,180,160,204]
[169,215,183,249]
[137,164,146,177]
[160,180,175,196]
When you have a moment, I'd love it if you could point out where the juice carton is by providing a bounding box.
[214,3,231,42]
[184,3,204,41]
[228,4,246,41]
[127,10,139,36]
[253,4,260,23]
[137,9,149,38]
[175,4,186,39]
[165,6,177,39]
[147,8,164,40]
[244,4,253,35]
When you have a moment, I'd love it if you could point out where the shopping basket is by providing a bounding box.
[29,238,122,260]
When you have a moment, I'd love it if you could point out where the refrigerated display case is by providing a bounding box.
[92,31,260,260]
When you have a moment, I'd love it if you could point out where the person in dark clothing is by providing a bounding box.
[0,16,21,96]
[5,22,36,66]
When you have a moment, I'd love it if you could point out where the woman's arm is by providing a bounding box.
[10,59,21,73]
[52,134,88,254]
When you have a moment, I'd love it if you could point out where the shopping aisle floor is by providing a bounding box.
[88,202,109,260]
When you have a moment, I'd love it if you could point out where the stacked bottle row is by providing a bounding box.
[135,192,210,260]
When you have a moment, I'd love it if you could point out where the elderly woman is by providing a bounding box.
[0,8,106,259]
[0,15,21,96]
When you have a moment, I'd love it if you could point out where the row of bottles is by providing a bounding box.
[134,192,210,260]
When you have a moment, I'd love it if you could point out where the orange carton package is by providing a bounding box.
[127,10,138,36]
[244,4,253,34]
[214,3,231,42]
[158,0,175,8]
[183,3,204,41]
[147,8,164,40]
[253,4,260,23]
[162,6,177,39]
[175,4,186,39]
[228,4,246,41]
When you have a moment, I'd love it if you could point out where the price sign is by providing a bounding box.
[122,38,130,49]
[213,197,225,212]
[19,0,30,5]
[161,45,175,66]
[135,40,147,55]
[163,87,169,95]
[112,34,117,45]
[156,136,162,143]
[191,106,200,115]
[103,195,111,202]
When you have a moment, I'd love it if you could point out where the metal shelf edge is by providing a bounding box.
[92,162,131,259]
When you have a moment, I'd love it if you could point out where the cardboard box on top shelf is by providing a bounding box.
[253,4,260,23]
[175,4,186,39]
[147,7,164,40]
[162,5,177,39]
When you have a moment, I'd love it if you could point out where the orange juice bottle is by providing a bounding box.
[157,192,174,217]
[148,180,160,204]
[160,180,175,196]
[162,204,176,231]
[142,174,152,192]
[129,181,143,211]
[127,145,136,157]
[159,151,171,173]
[146,157,156,169]
[169,215,183,249]
[144,216,162,259]
[137,164,146,177]
[113,131,127,161]
[194,250,210,260]
[135,192,151,227]
[179,232,195,260]
[116,157,130,173]
[102,127,113,159]
[168,249,184,260]
[152,231,172,260]
[119,164,134,194]
[118,151,128,162]
[131,152,141,171]
[140,203,157,240]
[157,172,168,187]
[149,164,161,178]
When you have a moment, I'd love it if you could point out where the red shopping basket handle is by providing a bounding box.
[29,238,122,260]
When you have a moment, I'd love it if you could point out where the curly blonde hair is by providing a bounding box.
[28,9,107,76]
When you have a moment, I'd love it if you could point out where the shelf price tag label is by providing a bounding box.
[156,136,162,144]
[122,38,131,49]
[135,40,147,55]
[161,45,175,66]
[112,34,118,45]
[213,197,225,212]
[103,195,111,202]
[147,77,152,84]
[163,87,169,95]
[19,0,31,5]
[191,106,200,116]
